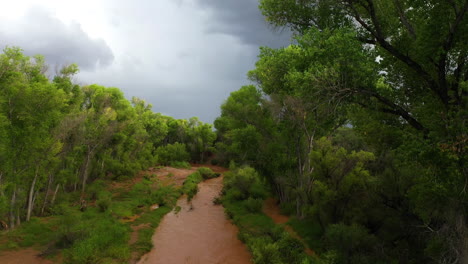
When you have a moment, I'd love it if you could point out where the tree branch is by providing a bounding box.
[392,0,416,38]
[359,89,428,133]
[436,0,468,107]
[346,0,445,106]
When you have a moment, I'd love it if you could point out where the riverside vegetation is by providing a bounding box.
[1,1,467,263]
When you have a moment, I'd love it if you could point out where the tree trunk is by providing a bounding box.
[50,183,60,206]
[16,208,21,226]
[9,187,16,229]
[0,172,4,197]
[41,174,53,215]
[81,149,92,194]
[26,172,38,221]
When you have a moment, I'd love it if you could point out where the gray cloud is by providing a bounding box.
[0,8,114,70]
[0,1,291,123]
[195,0,292,48]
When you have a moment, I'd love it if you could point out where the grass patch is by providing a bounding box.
[133,206,172,227]
[132,227,154,254]
[131,206,172,257]
[0,217,56,250]
[61,212,130,264]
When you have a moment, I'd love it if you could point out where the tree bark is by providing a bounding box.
[81,148,93,194]
[26,171,38,221]
[50,183,60,206]
[9,186,16,229]
[0,172,3,197]
[41,173,53,215]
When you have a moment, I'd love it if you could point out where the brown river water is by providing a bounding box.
[137,175,252,264]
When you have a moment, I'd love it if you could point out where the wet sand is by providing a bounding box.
[137,175,252,264]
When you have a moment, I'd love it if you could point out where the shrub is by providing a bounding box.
[224,167,268,201]
[182,172,203,201]
[250,238,283,264]
[5,218,55,248]
[243,197,263,213]
[221,166,310,264]
[197,167,220,179]
[150,185,180,207]
[276,233,305,264]
[87,180,107,200]
[155,143,189,165]
[169,161,191,169]
[96,191,112,212]
[325,223,377,263]
[63,215,130,264]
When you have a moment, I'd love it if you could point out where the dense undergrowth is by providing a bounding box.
[220,166,314,264]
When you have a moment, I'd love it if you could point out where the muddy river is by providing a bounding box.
[137,175,252,264]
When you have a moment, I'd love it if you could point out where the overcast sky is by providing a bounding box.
[0,0,291,123]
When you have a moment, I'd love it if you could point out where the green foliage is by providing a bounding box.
[224,167,268,200]
[214,1,468,262]
[196,167,220,179]
[250,238,283,264]
[96,191,112,213]
[181,172,203,201]
[155,142,190,165]
[288,218,323,251]
[221,167,310,264]
[131,206,172,257]
[62,213,130,264]
[324,223,378,264]
[1,217,55,249]
[132,227,153,254]
[169,161,191,169]
[242,197,263,214]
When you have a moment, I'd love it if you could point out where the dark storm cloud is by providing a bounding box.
[194,0,292,48]
[0,8,114,70]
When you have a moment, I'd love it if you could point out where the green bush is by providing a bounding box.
[250,238,283,264]
[221,166,310,264]
[87,180,107,200]
[62,214,130,264]
[155,142,190,165]
[288,217,323,251]
[243,197,263,213]
[149,185,180,207]
[5,218,55,248]
[197,167,220,179]
[169,161,191,169]
[182,172,203,200]
[325,223,377,263]
[96,190,112,212]
[223,167,268,201]
[276,233,305,264]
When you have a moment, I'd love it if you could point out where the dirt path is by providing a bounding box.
[263,198,315,256]
[137,174,252,264]
[0,249,54,264]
